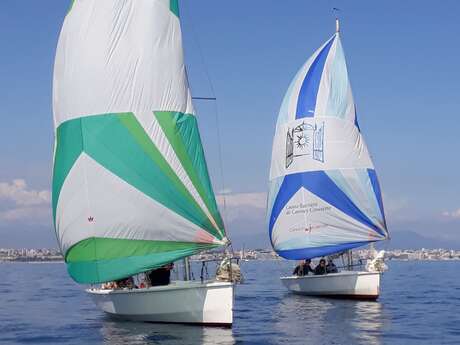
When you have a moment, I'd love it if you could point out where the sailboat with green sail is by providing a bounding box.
[52,0,234,325]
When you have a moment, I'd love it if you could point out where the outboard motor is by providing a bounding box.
[366,250,388,273]
[216,257,243,283]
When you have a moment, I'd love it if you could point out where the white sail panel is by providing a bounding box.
[53,0,193,128]
[269,116,373,180]
[56,153,220,255]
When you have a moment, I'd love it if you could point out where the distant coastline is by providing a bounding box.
[0,248,63,263]
[1,257,63,263]
[2,247,460,263]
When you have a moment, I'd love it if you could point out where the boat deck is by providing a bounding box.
[87,280,233,295]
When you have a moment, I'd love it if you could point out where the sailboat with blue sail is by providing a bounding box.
[267,19,389,299]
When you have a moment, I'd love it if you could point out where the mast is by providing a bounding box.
[183,258,191,281]
[333,7,340,33]
[347,250,353,270]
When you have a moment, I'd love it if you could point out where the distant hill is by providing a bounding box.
[384,230,460,250]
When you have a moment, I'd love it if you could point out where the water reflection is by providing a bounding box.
[351,301,387,344]
[4,261,460,344]
[274,294,387,345]
[100,319,235,345]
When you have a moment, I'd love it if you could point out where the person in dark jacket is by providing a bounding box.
[148,263,174,286]
[293,259,314,276]
[314,259,327,275]
[326,258,338,273]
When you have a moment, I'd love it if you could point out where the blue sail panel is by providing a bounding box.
[269,171,384,238]
[368,169,387,230]
[326,168,385,231]
[276,241,372,260]
[354,109,361,131]
[295,38,334,119]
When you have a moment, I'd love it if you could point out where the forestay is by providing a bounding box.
[268,31,388,260]
[52,0,227,284]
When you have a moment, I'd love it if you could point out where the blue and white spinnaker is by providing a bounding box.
[268,28,388,260]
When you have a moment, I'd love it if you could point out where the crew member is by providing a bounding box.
[293,259,314,276]
[314,259,327,275]
[326,258,338,273]
[148,263,174,286]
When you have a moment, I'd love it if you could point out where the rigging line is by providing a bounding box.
[182,1,231,248]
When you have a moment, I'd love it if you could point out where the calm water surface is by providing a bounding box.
[0,260,459,345]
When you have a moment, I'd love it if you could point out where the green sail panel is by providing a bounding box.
[52,118,83,221]
[52,0,227,283]
[67,0,76,14]
[67,237,219,284]
[170,0,180,17]
[155,111,225,233]
[53,113,222,239]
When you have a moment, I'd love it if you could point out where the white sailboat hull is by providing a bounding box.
[87,281,234,327]
[281,271,380,300]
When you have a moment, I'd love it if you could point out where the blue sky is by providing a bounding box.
[0,0,459,248]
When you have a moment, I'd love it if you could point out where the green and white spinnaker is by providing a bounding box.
[52,0,227,284]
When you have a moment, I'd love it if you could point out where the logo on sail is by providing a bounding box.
[285,122,324,168]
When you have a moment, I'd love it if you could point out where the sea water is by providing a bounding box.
[0,260,459,345]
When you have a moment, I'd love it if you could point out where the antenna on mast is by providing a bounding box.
[333,7,341,33]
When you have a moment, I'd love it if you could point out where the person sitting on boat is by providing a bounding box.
[293,259,314,276]
[102,281,117,289]
[326,258,338,273]
[138,275,148,289]
[314,259,327,275]
[115,276,135,289]
[147,263,174,287]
